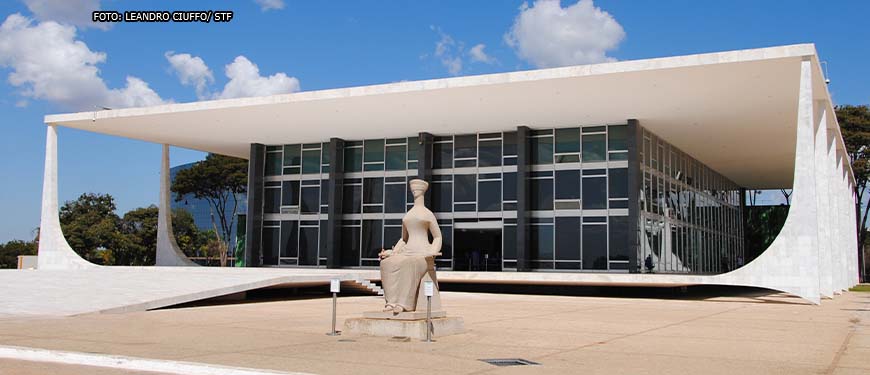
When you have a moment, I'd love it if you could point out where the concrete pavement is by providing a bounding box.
[0,290,868,374]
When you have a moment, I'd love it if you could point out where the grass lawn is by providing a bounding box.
[849,284,870,292]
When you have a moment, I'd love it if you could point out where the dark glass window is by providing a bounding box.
[532,136,553,165]
[440,225,453,258]
[384,184,406,213]
[299,227,318,265]
[364,139,385,163]
[340,226,360,266]
[320,180,328,205]
[280,221,298,258]
[383,226,402,249]
[431,182,452,212]
[302,149,320,174]
[361,220,383,259]
[264,187,280,213]
[609,168,628,198]
[555,217,581,260]
[609,216,630,261]
[503,172,517,201]
[555,128,580,153]
[454,134,477,159]
[582,176,606,209]
[283,145,301,167]
[319,220,327,259]
[385,145,406,171]
[503,225,516,260]
[478,180,501,211]
[363,178,384,204]
[608,125,627,151]
[454,174,476,203]
[262,227,279,265]
[503,131,517,156]
[582,134,606,162]
[554,170,580,199]
[531,225,554,260]
[281,181,300,206]
[265,152,281,176]
[531,178,554,210]
[344,146,363,172]
[582,224,607,269]
[301,186,319,214]
[342,184,361,214]
[407,136,419,162]
[478,139,501,167]
[433,142,452,169]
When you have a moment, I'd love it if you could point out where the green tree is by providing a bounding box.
[120,206,211,265]
[59,193,128,264]
[836,105,870,282]
[171,154,247,254]
[0,239,37,269]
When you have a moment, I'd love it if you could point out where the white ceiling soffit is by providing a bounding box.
[45,44,831,189]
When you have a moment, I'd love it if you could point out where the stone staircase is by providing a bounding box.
[345,278,384,296]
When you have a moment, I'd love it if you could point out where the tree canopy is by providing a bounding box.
[836,104,870,281]
[171,153,247,253]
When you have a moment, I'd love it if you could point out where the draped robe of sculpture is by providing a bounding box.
[379,179,442,313]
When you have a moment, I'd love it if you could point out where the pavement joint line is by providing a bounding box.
[0,345,314,375]
[824,323,858,374]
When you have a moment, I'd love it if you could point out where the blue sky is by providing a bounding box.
[0,0,868,242]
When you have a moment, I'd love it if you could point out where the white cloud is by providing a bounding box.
[254,0,285,11]
[469,44,495,64]
[23,0,108,30]
[216,56,300,99]
[0,13,166,110]
[505,0,625,68]
[165,51,214,99]
[432,27,463,76]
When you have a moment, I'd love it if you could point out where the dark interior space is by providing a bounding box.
[453,228,502,271]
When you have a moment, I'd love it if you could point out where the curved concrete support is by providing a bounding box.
[814,105,833,298]
[709,59,821,304]
[37,126,95,270]
[156,144,198,267]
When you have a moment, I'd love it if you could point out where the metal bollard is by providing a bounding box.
[424,280,434,342]
[326,279,341,336]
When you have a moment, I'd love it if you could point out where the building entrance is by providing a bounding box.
[453,228,502,271]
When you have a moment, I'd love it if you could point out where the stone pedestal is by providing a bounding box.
[344,316,464,340]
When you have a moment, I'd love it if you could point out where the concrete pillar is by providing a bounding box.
[813,104,832,298]
[244,143,265,267]
[416,132,434,208]
[710,58,821,304]
[626,119,642,273]
[326,138,345,269]
[156,144,198,267]
[515,126,532,272]
[37,125,94,270]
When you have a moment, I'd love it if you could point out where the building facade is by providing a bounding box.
[170,162,247,245]
[251,122,744,274]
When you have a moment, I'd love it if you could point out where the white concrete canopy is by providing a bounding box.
[36,44,860,304]
[44,44,852,189]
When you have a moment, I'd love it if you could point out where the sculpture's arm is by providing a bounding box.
[427,215,442,257]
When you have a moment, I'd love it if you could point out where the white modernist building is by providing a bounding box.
[36,44,859,304]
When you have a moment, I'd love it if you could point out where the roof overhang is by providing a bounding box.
[44,43,847,189]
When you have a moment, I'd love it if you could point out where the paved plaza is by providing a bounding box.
[1,289,868,374]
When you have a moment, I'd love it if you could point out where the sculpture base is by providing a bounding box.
[362,310,446,320]
[343,316,464,340]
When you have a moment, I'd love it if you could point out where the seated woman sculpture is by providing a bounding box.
[378,179,442,314]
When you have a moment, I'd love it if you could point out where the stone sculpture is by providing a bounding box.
[378,179,442,314]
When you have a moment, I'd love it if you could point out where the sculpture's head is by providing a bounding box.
[409,179,429,198]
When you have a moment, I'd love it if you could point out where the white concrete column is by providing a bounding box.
[710,58,821,304]
[814,104,833,298]
[155,144,198,267]
[37,126,95,270]
[825,126,838,295]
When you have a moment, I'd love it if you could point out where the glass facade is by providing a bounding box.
[257,123,744,274]
[639,126,744,273]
